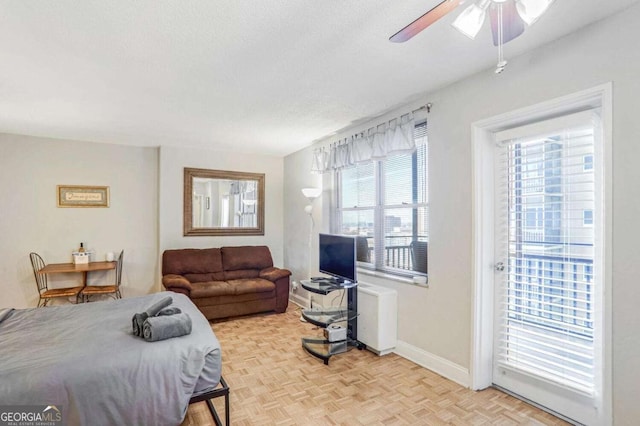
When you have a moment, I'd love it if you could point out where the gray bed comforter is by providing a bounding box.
[0,292,221,426]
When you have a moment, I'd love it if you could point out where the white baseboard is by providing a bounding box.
[394,340,470,388]
[289,293,308,308]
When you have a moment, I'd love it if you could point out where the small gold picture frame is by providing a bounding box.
[57,185,110,208]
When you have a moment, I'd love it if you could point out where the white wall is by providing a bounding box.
[158,146,285,266]
[0,138,285,310]
[0,134,158,308]
[284,4,640,423]
[282,146,324,305]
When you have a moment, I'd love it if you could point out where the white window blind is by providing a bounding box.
[495,110,600,395]
[336,121,428,276]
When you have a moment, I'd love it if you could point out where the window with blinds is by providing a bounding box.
[336,121,428,277]
[495,111,599,395]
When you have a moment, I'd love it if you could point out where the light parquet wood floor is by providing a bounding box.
[183,305,568,426]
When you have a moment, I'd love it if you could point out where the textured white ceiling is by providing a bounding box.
[0,0,637,156]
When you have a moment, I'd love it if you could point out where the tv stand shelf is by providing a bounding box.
[301,307,358,328]
[300,337,353,363]
[300,279,362,365]
[301,279,356,295]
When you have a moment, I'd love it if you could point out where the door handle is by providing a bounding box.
[495,262,505,272]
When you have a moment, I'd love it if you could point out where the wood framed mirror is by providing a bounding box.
[184,167,265,236]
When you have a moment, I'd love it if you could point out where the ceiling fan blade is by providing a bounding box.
[489,0,525,46]
[390,0,461,43]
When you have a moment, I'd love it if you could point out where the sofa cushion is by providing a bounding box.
[226,278,275,295]
[221,246,273,271]
[191,278,274,298]
[191,281,233,298]
[224,269,260,280]
[162,248,224,276]
[184,272,226,283]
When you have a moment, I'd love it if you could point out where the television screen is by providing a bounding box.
[319,233,357,283]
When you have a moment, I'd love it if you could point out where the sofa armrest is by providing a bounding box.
[259,267,292,282]
[162,274,193,295]
[260,267,291,313]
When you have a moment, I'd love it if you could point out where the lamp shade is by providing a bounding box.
[452,0,491,39]
[301,188,322,199]
[516,0,555,25]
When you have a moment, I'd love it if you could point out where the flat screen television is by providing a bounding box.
[319,233,357,284]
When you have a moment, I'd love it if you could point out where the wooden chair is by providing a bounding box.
[30,252,83,307]
[81,250,124,302]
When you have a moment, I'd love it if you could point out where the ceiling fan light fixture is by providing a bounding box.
[515,0,555,25]
[452,0,491,39]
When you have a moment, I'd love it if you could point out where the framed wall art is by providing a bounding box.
[57,185,110,208]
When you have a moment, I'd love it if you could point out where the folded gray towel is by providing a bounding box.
[145,296,174,316]
[132,313,147,337]
[156,306,182,316]
[132,296,173,336]
[142,313,192,342]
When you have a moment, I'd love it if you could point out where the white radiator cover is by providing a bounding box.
[357,282,398,355]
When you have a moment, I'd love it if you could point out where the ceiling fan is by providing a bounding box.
[390,0,556,73]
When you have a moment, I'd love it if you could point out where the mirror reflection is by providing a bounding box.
[192,178,258,228]
[184,168,265,236]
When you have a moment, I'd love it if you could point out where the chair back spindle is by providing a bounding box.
[29,252,47,294]
[113,250,125,299]
[29,252,83,306]
[82,250,124,302]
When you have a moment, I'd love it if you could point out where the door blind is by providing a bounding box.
[495,110,599,395]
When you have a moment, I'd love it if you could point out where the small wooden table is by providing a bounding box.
[38,261,116,286]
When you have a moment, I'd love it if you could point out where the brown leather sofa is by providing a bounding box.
[162,246,291,320]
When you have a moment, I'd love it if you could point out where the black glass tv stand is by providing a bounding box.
[309,276,354,285]
[300,279,363,365]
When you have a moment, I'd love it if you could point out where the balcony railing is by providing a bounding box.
[508,252,594,337]
[356,235,426,272]
[385,244,412,270]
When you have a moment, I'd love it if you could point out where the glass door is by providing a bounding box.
[492,111,604,425]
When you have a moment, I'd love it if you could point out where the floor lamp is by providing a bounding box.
[302,188,322,279]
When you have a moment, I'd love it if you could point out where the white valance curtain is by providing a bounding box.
[311,112,421,174]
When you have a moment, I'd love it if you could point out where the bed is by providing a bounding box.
[0,292,224,425]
